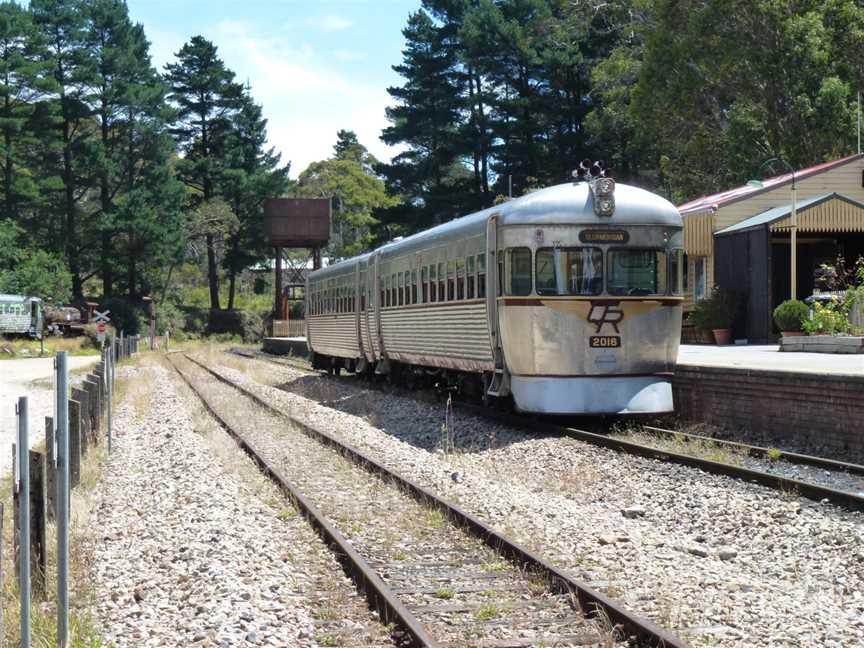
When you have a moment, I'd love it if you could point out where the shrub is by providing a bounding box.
[802,299,850,336]
[773,299,808,332]
[690,287,737,332]
[207,308,264,342]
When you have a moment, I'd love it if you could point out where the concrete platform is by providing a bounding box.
[262,336,309,357]
[677,343,863,376]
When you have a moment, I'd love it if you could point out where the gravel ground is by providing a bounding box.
[177,355,616,647]
[211,351,864,648]
[88,359,397,647]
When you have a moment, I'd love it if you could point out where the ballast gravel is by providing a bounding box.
[88,362,397,647]
[213,352,864,648]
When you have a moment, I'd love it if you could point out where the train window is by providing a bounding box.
[411,270,418,304]
[380,278,386,308]
[429,265,437,303]
[467,256,475,299]
[608,249,667,296]
[536,248,602,296]
[385,276,391,307]
[456,258,465,300]
[445,260,454,301]
[389,274,396,306]
[669,249,684,295]
[397,272,403,306]
[506,248,532,296]
[421,267,428,303]
[437,262,445,301]
[477,254,486,298]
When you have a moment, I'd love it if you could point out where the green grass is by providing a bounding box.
[0,336,100,360]
[433,588,454,600]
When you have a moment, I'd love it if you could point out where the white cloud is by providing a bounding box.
[142,17,402,178]
[305,13,352,33]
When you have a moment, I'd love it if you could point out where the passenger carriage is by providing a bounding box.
[306,172,683,414]
[0,294,43,338]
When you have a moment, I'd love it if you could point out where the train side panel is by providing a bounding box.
[380,300,493,372]
[308,313,360,359]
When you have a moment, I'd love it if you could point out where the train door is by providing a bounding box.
[485,213,510,397]
[354,262,365,363]
[366,252,381,360]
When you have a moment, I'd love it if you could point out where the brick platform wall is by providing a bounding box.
[672,365,864,454]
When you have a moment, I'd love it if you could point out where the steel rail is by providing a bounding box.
[466,405,864,512]
[229,348,864,512]
[168,357,441,648]
[185,353,690,648]
[640,425,864,477]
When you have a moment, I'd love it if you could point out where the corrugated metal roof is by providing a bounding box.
[677,153,864,215]
[714,192,858,235]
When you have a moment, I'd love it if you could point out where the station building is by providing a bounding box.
[678,153,864,342]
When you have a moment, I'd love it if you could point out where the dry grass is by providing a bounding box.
[0,352,150,647]
[0,337,99,360]
[610,421,750,467]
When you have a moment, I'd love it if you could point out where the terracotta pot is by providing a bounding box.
[712,328,732,345]
[781,330,804,337]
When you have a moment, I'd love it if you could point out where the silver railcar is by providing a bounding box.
[306,178,683,414]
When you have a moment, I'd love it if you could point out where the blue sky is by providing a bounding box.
[127,0,421,176]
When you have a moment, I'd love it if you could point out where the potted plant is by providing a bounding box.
[773,299,808,337]
[690,287,737,345]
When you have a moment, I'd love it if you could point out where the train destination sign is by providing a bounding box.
[579,229,629,244]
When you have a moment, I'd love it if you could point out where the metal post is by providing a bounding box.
[107,343,112,454]
[16,397,30,647]
[791,177,797,301]
[55,352,69,647]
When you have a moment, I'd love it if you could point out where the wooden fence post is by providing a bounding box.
[29,451,46,597]
[44,418,56,521]
[71,388,90,454]
[68,400,81,487]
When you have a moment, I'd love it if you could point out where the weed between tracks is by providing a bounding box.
[610,422,750,467]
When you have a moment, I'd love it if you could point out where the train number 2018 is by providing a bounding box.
[590,336,621,348]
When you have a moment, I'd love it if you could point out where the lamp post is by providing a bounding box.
[748,157,797,300]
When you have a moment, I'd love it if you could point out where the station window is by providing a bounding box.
[535,248,602,296]
[411,269,417,304]
[608,249,667,296]
[506,248,532,296]
[421,267,428,303]
[467,256,476,299]
[694,257,707,301]
[477,254,486,298]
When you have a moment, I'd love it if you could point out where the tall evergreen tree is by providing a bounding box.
[381,8,466,231]
[166,35,243,310]
[0,2,54,225]
[32,0,98,300]
[86,0,170,296]
[221,89,290,310]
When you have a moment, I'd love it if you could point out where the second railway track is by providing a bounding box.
[168,353,687,648]
[229,347,864,512]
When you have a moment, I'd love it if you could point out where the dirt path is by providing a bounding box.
[0,355,100,475]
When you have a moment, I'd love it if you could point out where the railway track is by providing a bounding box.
[228,348,864,512]
[169,353,687,648]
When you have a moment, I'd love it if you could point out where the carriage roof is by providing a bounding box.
[0,294,41,303]
[310,181,681,281]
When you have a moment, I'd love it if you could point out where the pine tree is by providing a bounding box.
[0,2,54,225]
[31,0,98,300]
[86,0,170,296]
[381,8,465,231]
[221,89,289,310]
[166,35,243,310]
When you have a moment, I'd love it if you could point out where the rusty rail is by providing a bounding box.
[183,353,690,648]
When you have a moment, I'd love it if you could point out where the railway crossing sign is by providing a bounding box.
[94,310,110,344]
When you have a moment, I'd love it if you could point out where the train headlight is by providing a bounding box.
[591,177,616,217]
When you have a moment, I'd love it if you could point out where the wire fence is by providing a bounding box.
[7,333,139,646]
